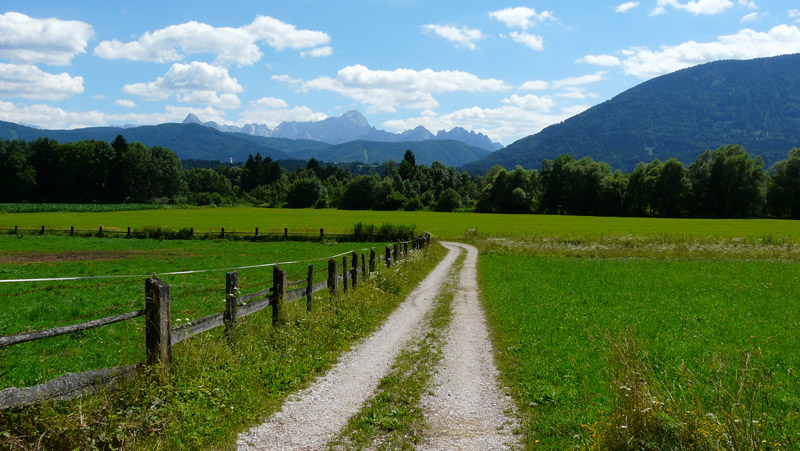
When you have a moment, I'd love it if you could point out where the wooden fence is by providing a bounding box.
[0,234,431,410]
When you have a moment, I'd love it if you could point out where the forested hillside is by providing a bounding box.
[467,54,800,172]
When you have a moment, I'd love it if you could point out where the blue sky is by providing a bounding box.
[1,0,799,145]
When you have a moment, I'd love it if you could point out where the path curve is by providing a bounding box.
[419,242,518,450]
[237,243,462,450]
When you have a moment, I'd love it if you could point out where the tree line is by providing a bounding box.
[2,135,800,219]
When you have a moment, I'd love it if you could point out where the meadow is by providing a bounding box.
[477,238,800,449]
[0,235,385,389]
[4,205,800,240]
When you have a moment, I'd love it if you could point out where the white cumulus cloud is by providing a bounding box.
[577,54,622,66]
[489,7,554,29]
[301,46,333,58]
[508,31,544,51]
[790,9,800,22]
[114,99,136,108]
[616,2,641,13]
[0,101,230,130]
[298,65,511,113]
[0,63,83,99]
[237,97,327,128]
[740,12,765,22]
[618,25,800,78]
[123,62,242,109]
[0,12,93,65]
[423,24,485,50]
[382,95,568,144]
[94,16,330,66]
[652,0,734,16]
[519,80,550,91]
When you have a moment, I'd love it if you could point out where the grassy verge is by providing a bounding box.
[1,241,446,449]
[328,247,465,450]
[476,238,800,450]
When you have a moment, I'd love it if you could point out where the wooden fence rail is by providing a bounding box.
[0,233,431,410]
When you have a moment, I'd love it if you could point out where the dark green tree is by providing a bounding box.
[766,148,800,218]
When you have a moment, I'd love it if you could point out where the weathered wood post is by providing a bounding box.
[284,228,288,239]
[70,226,74,236]
[14,225,18,234]
[272,266,288,326]
[255,227,259,237]
[127,226,131,237]
[351,251,358,287]
[385,246,391,268]
[426,233,431,245]
[369,248,376,273]
[221,227,225,238]
[393,244,399,263]
[190,227,194,238]
[361,254,366,280]
[40,226,44,235]
[328,259,339,297]
[320,228,324,239]
[145,276,171,367]
[342,256,348,292]
[224,271,239,336]
[306,265,314,312]
[99,226,103,237]
[403,242,408,258]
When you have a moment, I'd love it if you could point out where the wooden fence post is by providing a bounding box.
[426,233,431,245]
[328,259,339,297]
[361,253,366,280]
[342,256,348,292]
[190,227,194,238]
[40,226,44,235]
[272,266,288,326]
[393,244,399,263]
[145,276,171,367]
[369,248,376,273]
[306,265,313,312]
[99,226,103,237]
[221,227,225,238]
[127,227,131,237]
[385,246,391,268]
[284,228,288,239]
[403,242,408,258]
[351,251,358,288]
[320,228,324,238]
[224,272,239,335]
[70,226,74,236]
[255,227,259,237]
[14,225,18,234]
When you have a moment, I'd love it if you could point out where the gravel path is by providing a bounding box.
[237,243,462,450]
[419,242,519,451]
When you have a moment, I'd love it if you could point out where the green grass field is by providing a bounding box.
[477,241,800,449]
[0,235,385,390]
[4,206,800,240]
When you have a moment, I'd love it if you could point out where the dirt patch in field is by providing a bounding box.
[0,250,186,265]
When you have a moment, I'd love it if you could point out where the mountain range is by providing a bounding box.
[0,119,490,167]
[466,53,800,172]
[184,110,503,151]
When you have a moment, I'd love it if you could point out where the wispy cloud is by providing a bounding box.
[651,0,734,16]
[615,2,640,13]
[423,24,484,50]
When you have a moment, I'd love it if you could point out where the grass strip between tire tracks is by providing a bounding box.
[327,246,466,450]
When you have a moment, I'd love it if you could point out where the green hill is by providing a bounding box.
[466,53,800,172]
